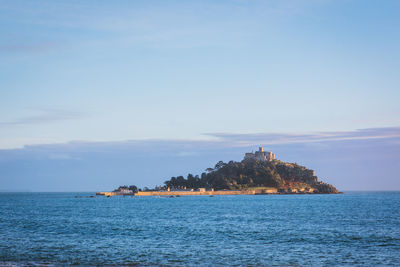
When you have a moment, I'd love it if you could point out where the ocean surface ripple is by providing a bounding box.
[0,192,399,266]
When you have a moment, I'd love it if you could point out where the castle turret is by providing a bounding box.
[243,147,276,162]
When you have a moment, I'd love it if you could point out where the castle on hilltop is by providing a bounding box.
[243,147,276,162]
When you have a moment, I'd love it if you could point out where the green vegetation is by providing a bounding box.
[164,159,339,193]
[113,185,138,193]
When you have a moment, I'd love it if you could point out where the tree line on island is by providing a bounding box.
[116,159,338,194]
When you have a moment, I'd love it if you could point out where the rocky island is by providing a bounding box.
[98,147,340,196]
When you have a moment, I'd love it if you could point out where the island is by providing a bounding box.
[97,147,340,197]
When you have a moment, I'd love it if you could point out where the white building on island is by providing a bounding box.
[243,147,275,162]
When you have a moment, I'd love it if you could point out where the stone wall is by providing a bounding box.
[137,190,250,196]
[135,188,280,196]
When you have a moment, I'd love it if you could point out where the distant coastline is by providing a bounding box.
[97,187,341,197]
[97,147,340,197]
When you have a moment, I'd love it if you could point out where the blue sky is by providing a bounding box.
[0,0,399,191]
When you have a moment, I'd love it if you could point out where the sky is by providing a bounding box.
[0,0,399,191]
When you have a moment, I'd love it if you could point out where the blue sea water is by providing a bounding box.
[0,192,399,266]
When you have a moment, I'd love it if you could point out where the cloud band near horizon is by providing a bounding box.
[4,126,397,151]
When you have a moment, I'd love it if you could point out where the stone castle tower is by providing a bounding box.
[243,147,275,162]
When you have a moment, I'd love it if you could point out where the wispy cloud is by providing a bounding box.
[0,0,333,53]
[0,43,59,53]
[7,126,398,152]
[1,126,399,191]
[205,127,400,146]
[0,126,398,151]
[0,108,83,127]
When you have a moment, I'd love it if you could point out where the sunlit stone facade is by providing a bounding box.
[243,147,275,162]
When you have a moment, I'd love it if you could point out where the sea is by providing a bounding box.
[0,192,399,266]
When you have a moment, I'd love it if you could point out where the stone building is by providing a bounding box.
[243,147,275,162]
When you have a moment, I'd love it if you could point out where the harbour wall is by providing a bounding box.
[96,192,131,196]
[135,188,278,196]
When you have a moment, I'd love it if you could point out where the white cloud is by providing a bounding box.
[205,127,400,145]
[1,126,399,151]
[0,108,84,127]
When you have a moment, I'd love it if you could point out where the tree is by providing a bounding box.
[128,185,138,193]
[162,159,326,191]
[205,168,214,173]
[214,161,226,170]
